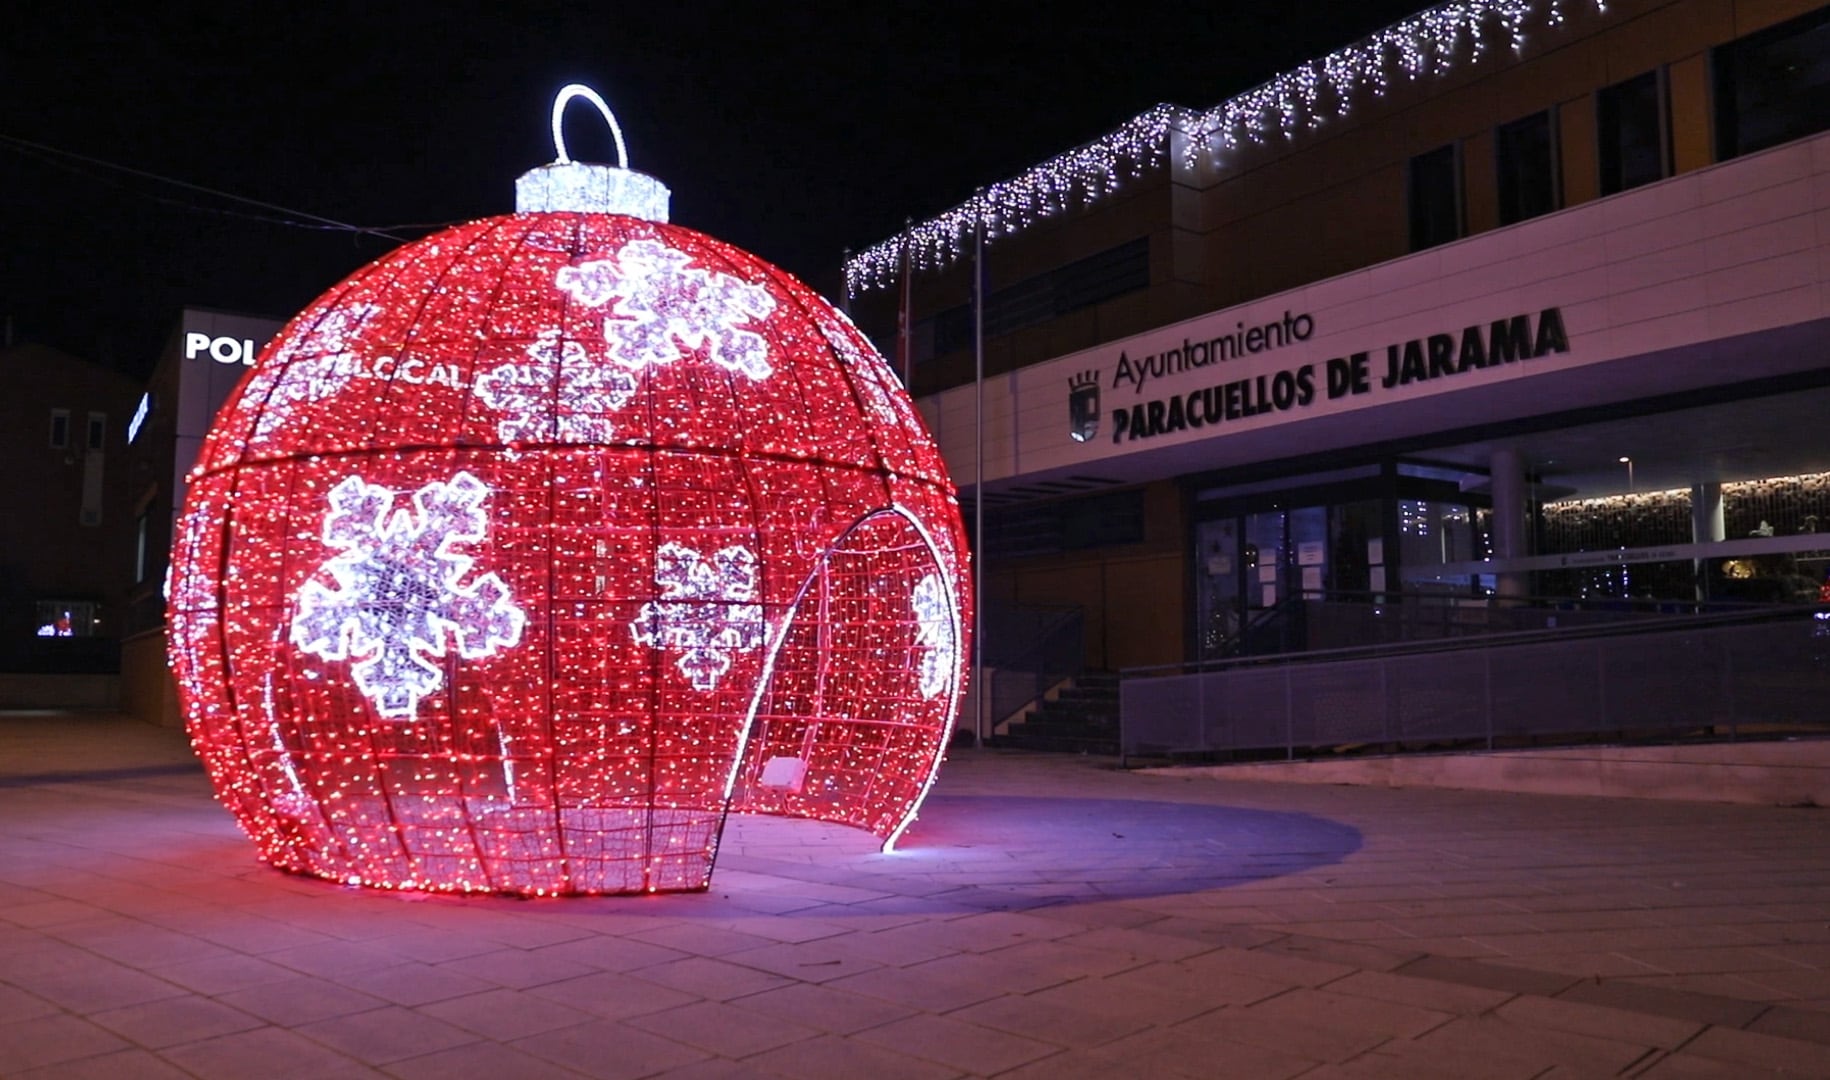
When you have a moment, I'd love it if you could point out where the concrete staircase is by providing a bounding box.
[992,672,1120,755]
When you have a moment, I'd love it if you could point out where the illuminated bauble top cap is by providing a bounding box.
[514,84,671,220]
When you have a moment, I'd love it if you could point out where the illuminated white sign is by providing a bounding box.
[126,392,151,444]
[185,332,257,366]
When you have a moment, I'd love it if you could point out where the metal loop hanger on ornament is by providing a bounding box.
[551,84,629,168]
[516,83,670,220]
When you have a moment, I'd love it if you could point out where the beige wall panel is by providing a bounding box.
[1732,0,1822,36]
[1102,556,1187,669]
[1560,95,1601,207]
[1604,0,1730,80]
[1668,53,1715,173]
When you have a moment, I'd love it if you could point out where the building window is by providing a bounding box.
[1715,6,1830,160]
[929,237,1150,358]
[86,412,107,451]
[1408,143,1462,251]
[1496,110,1559,225]
[1598,70,1668,195]
[48,409,70,449]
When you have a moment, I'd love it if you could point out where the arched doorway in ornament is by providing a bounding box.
[725,506,962,852]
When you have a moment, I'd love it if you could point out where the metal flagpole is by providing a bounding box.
[973,189,987,747]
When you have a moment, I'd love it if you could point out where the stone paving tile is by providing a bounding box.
[624,922,778,958]
[524,969,704,1020]
[626,998,821,1056]
[1170,1002,1391,1064]
[1394,954,1579,996]
[529,934,692,973]
[146,952,301,995]
[216,974,390,1026]
[262,939,414,979]
[161,1025,379,1079]
[436,947,600,989]
[1677,1025,1830,1072]
[88,994,265,1049]
[1634,1051,1783,1078]
[743,1033,961,1079]
[945,989,1155,1048]
[383,1040,586,1080]
[728,981,915,1035]
[634,955,796,1001]
[1253,934,1422,973]
[1092,1022,1322,1078]
[1494,992,1704,1048]
[297,1005,481,1065]
[338,961,497,1006]
[722,939,884,984]
[368,929,507,965]
[5,956,189,1015]
[852,1012,1058,1074]
[0,1013,129,1074]
[825,922,967,967]
[1245,987,1454,1039]
[1406,1014,1655,1076]
[14,1047,198,1079]
[1097,957,1292,1013]
[1620,971,1799,1001]
[0,984,59,1025]
[1325,969,1515,1015]
[1555,975,1771,1027]
[510,1018,708,1079]
[827,963,1006,1012]
[417,987,597,1041]
[1744,1002,1830,1045]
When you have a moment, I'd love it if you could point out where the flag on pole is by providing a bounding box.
[895,222,913,389]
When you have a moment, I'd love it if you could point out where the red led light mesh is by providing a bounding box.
[169,213,971,895]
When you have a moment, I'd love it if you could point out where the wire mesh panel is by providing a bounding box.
[1122,614,1830,758]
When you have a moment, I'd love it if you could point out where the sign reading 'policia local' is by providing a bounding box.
[1072,307,1569,445]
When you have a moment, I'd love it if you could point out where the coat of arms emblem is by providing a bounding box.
[1068,370,1100,443]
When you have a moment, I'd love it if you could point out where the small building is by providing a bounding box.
[119,308,283,725]
[846,0,1830,680]
[0,341,140,682]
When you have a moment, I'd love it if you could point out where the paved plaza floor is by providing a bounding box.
[4,712,1830,1078]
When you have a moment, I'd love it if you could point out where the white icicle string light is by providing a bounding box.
[844,104,1190,296]
[844,0,1605,297]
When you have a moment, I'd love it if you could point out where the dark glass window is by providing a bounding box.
[1496,110,1558,224]
[929,237,1149,358]
[1408,144,1461,251]
[1598,70,1667,194]
[1716,7,1830,160]
[981,489,1145,560]
[85,412,106,451]
[48,409,69,449]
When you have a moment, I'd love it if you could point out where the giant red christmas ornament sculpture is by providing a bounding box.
[169,86,971,895]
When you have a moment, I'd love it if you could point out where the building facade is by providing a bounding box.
[119,308,283,723]
[848,0,1830,674]
[0,342,140,673]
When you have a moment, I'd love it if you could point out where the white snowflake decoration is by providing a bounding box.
[630,542,766,691]
[911,573,955,700]
[474,329,637,443]
[556,239,776,380]
[291,471,526,720]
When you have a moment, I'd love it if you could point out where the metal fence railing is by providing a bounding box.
[982,603,1084,730]
[1122,606,1830,762]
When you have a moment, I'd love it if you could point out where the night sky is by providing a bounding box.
[5,0,1426,377]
